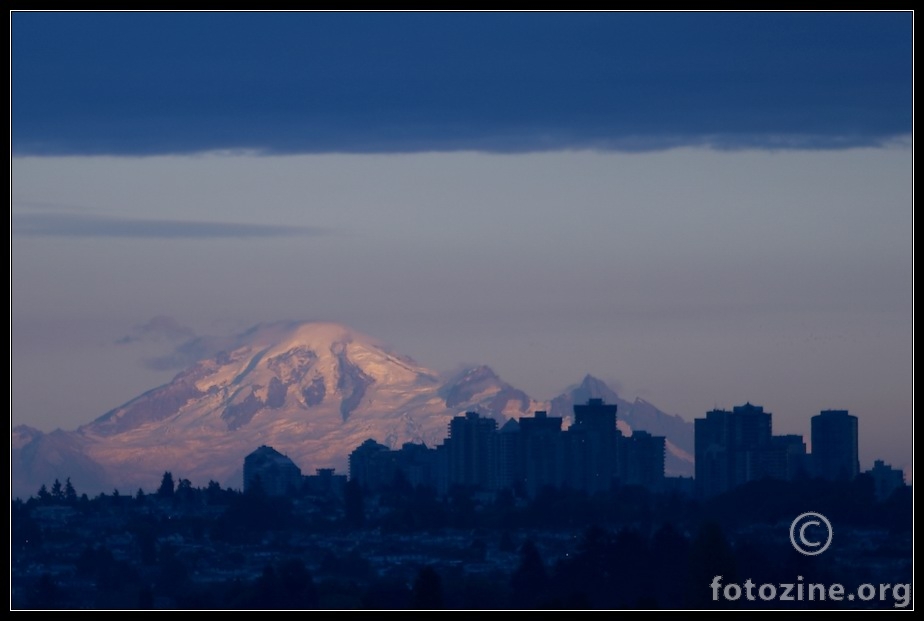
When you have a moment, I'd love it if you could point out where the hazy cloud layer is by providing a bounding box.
[116,317,239,371]
[116,315,197,345]
[12,213,327,239]
[142,335,241,371]
[11,12,912,155]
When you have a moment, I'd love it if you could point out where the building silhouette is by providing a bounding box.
[811,409,859,481]
[695,403,868,497]
[565,398,620,494]
[765,434,809,481]
[867,459,905,500]
[518,411,564,496]
[243,445,302,496]
[348,439,392,490]
[342,399,667,498]
[240,399,874,505]
[393,442,439,489]
[348,439,439,492]
[621,430,666,489]
[494,418,522,492]
[693,403,815,496]
[446,412,498,489]
[304,468,347,497]
[695,403,772,497]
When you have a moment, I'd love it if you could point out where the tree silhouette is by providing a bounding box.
[244,559,318,610]
[155,544,189,598]
[276,558,319,609]
[344,479,365,528]
[136,528,158,566]
[610,528,653,608]
[412,566,443,609]
[138,586,154,609]
[176,478,194,503]
[64,478,77,503]
[685,521,737,609]
[362,577,412,609]
[650,523,690,608]
[11,501,42,548]
[158,472,175,498]
[510,540,548,608]
[30,573,60,608]
[205,480,225,505]
[51,479,64,502]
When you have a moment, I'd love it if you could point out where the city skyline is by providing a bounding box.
[244,397,896,500]
[11,12,913,483]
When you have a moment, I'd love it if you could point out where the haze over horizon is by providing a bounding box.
[11,12,912,479]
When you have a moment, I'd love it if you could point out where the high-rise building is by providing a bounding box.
[694,403,773,497]
[620,430,666,489]
[565,398,619,494]
[518,410,564,497]
[763,434,809,481]
[695,409,732,497]
[494,418,521,492]
[446,412,498,489]
[811,409,859,480]
[349,439,439,491]
[392,442,439,490]
[348,438,392,489]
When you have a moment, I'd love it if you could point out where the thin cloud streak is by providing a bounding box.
[12,213,329,239]
[115,315,197,345]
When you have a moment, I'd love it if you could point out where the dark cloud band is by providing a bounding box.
[11,12,912,155]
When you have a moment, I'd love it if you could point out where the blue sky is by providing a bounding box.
[11,12,913,477]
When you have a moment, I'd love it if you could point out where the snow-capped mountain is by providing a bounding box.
[11,321,694,497]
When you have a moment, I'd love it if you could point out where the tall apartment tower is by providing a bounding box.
[447,412,498,489]
[811,409,859,481]
[620,430,665,488]
[565,398,619,494]
[519,410,564,497]
[694,402,772,497]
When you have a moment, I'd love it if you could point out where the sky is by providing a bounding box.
[10,11,913,477]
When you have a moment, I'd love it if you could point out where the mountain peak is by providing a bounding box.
[236,320,373,352]
[288,321,360,345]
[12,425,44,450]
[17,322,542,495]
[459,364,500,381]
[579,374,615,395]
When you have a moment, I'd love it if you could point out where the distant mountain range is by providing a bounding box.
[11,321,693,498]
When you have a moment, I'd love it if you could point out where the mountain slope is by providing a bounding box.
[12,426,111,496]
